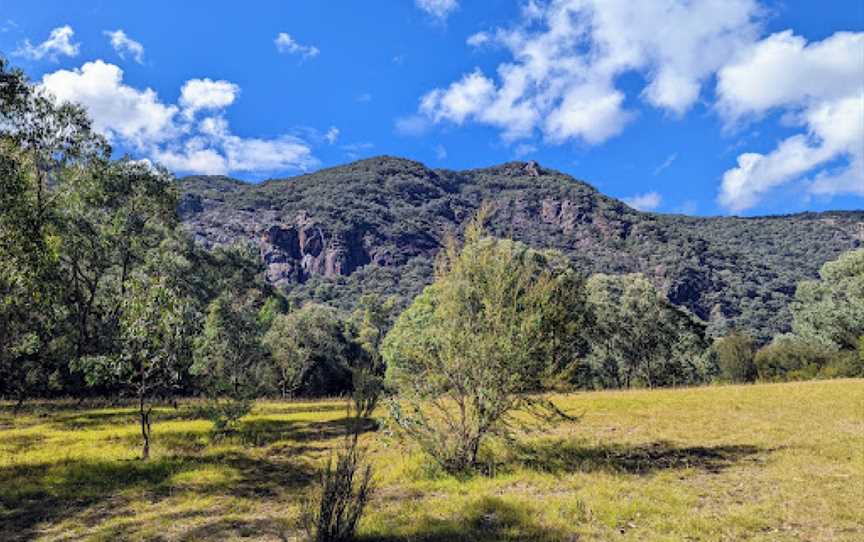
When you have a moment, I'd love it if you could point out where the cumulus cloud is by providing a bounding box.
[104,29,144,63]
[179,78,239,119]
[14,25,80,61]
[274,32,319,59]
[717,31,864,212]
[418,0,761,145]
[40,60,318,175]
[624,191,663,211]
[416,0,459,20]
[40,60,178,148]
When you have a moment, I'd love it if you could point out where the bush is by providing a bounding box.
[382,208,576,474]
[301,435,374,542]
[712,332,756,383]
[198,399,252,435]
[754,336,864,381]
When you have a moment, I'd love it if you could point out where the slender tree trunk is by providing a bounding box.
[139,393,151,460]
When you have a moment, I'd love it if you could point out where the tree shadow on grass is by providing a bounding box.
[511,438,771,476]
[359,496,576,542]
[235,416,378,447]
[53,407,201,430]
[0,450,315,541]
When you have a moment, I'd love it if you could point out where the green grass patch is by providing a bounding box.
[1,380,862,541]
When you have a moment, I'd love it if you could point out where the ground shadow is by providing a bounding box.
[237,416,378,447]
[359,496,576,542]
[511,438,769,476]
[0,426,330,541]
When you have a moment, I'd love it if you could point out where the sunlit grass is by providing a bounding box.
[1,380,862,541]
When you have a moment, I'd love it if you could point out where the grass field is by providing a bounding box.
[1,379,862,541]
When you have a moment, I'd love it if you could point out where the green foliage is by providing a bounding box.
[301,434,374,542]
[263,304,358,397]
[711,332,757,383]
[382,209,575,474]
[585,273,710,388]
[347,295,394,417]
[192,290,271,432]
[791,248,864,352]
[75,252,196,459]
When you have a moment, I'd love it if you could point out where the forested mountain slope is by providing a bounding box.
[178,156,864,341]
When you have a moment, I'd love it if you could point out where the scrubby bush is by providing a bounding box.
[711,332,756,383]
[301,434,374,542]
[382,208,575,474]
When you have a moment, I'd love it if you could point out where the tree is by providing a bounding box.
[348,294,395,416]
[585,273,709,388]
[75,250,194,459]
[792,248,864,352]
[192,290,269,432]
[263,304,356,397]
[0,57,108,402]
[711,331,756,383]
[381,209,575,474]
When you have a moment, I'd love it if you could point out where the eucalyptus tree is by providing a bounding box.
[585,273,708,388]
[792,248,864,352]
[192,289,269,431]
[263,303,356,397]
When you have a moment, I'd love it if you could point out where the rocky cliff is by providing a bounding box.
[178,156,864,341]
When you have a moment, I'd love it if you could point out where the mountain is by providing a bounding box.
[178,156,864,342]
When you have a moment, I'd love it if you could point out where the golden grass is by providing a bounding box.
[1,380,862,541]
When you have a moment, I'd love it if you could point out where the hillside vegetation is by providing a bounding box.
[179,157,864,341]
[1,379,862,541]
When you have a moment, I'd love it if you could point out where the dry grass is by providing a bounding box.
[1,379,862,541]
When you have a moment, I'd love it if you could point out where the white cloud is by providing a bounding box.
[341,142,375,160]
[179,78,239,119]
[104,29,144,64]
[435,144,447,160]
[416,0,459,20]
[40,60,178,148]
[653,153,678,176]
[418,0,761,144]
[154,146,228,175]
[274,33,319,59]
[356,93,373,103]
[717,31,864,212]
[421,69,496,125]
[324,127,340,144]
[40,60,318,175]
[467,32,491,48]
[14,25,80,61]
[624,191,663,211]
[394,114,432,137]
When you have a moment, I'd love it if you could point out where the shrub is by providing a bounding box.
[711,332,756,383]
[382,207,575,474]
[301,434,374,542]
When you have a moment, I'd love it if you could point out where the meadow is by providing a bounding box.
[1,379,862,541]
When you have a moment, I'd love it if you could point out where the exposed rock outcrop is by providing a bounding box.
[260,213,372,286]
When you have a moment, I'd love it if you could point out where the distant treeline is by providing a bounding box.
[2,57,862,407]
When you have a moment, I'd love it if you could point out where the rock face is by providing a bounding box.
[260,213,371,286]
[178,155,864,341]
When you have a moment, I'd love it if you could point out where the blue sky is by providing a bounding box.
[1,0,861,216]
